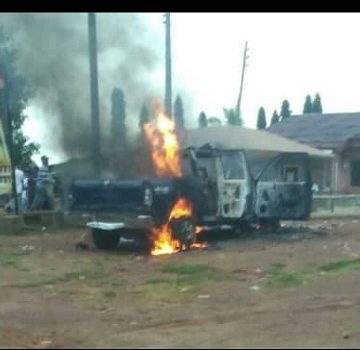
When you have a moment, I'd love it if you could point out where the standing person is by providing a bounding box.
[15,166,25,213]
[5,166,24,213]
[26,165,38,210]
[42,157,55,210]
[30,156,54,211]
[22,168,29,212]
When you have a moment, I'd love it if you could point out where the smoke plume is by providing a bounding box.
[0,13,164,159]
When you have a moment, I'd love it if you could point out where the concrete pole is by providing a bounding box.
[88,13,101,176]
[164,13,172,117]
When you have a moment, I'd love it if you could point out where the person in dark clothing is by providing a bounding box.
[26,165,38,210]
[30,156,54,211]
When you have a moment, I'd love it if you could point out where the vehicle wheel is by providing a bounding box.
[91,229,120,250]
[236,221,253,235]
[169,217,196,250]
[270,219,280,233]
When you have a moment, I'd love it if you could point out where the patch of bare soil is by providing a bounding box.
[1,219,360,348]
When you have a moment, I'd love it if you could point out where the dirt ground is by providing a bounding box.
[1,218,360,348]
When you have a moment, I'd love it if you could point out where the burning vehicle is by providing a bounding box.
[70,110,319,256]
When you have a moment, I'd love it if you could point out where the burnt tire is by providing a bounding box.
[270,219,280,233]
[169,217,196,250]
[91,229,120,250]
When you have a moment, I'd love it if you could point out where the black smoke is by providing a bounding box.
[0,13,163,159]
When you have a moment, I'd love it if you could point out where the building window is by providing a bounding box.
[351,160,360,186]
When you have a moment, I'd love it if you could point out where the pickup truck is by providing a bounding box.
[70,145,312,251]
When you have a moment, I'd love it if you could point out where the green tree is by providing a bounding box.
[138,103,149,130]
[198,111,208,127]
[223,108,243,126]
[256,107,267,129]
[174,95,185,129]
[111,87,126,146]
[0,28,39,167]
[312,93,323,113]
[280,99,292,121]
[303,95,313,114]
[270,110,280,126]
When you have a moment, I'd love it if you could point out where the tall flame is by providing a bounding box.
[143,106,206,256]
[143,111,182,178]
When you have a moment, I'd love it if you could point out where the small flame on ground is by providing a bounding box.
[151,224,181,256]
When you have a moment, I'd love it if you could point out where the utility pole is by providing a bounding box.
[88,13,101,176]
[0,65,19,215]
[236,41,249,118]
[164,12,172,117]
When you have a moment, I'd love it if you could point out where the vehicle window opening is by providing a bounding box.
[282,165,299,182]
[221,153,245,180]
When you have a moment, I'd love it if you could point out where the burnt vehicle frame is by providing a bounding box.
[70,145,312,250]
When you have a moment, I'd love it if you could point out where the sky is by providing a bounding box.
[21,12,360,164]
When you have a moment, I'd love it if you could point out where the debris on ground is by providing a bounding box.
[75,231,93,250]
[343,242,351,251]
[20,245,35,251]
[197,294,210,299]
[75,242,89,250]
[342,331,351,339]
[249,285,260,291]
[39,339,52,346]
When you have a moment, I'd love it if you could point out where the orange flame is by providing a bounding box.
[168,197,192,221]
[143,104,206,256]
[151,198,191,256]
[150,224,181,256]
[143,110,182,178]
[150,198,207,256]
[195,226,204,235]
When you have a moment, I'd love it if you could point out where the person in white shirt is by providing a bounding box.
[15,167,25,212]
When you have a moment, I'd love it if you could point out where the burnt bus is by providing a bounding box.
[70,145,312,250]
